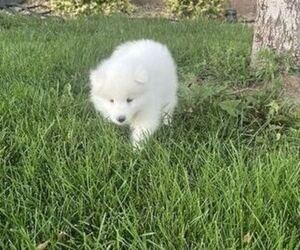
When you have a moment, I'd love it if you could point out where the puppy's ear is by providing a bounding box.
[134,67,148,84]
[89,67,105,92]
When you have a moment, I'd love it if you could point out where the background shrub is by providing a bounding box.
[50,0,135,16]
[165,0,225,18]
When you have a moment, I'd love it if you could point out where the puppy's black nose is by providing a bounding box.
[117,116,126,123]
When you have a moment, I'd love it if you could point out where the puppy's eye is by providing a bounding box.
[109,99,114,103]
[127,98,133,103]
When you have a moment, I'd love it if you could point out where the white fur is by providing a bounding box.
[89,39,178,148]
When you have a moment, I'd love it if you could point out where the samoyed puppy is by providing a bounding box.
[89,39,178,148]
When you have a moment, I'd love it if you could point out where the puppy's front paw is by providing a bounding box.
[132,140,143,151]
[130,128,147,150]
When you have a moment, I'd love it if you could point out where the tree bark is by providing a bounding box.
[251,0,300,66]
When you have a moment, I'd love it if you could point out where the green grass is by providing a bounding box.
[0,14,300,249]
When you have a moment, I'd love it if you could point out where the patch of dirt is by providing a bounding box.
[230,76,300,103]
[0,0,53,17]
[23,0,51,13]
[131,3,166,18]
[1,0,257,22]
[133,0,257,21]
[230,0,256,22]
[283,75,300,103]
[26,0,50,8]
[132,0,164,7]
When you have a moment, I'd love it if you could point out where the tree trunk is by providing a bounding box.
[251,0,300,66]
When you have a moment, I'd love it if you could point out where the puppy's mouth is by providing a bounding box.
[112,119,128,126]
[115,122,127,126]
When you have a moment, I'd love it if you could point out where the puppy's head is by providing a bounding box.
[90,63,148,125]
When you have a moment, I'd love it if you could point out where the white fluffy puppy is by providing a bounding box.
[89,39,178,148]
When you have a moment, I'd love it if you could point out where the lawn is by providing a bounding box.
[0,14,300,249]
